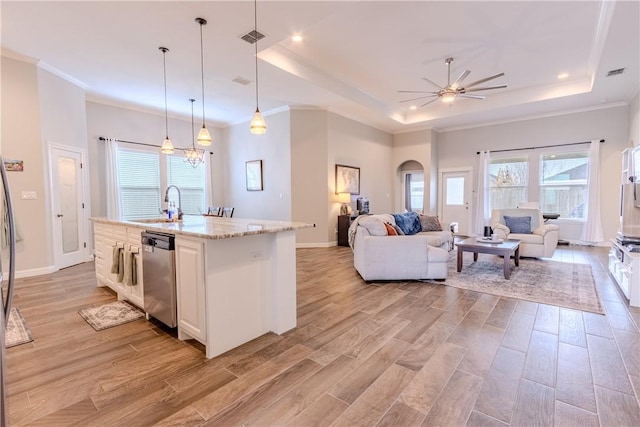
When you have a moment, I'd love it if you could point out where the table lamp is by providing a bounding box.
[338,193,351,215]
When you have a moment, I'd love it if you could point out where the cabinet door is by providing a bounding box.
[175,238,206,342]
[125,245,144,309]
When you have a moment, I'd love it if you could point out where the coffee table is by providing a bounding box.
[456,237,521,279]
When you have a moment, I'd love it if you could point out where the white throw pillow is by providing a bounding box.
[357,216,388,236]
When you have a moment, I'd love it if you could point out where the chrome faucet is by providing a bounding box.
[164,185,183,220]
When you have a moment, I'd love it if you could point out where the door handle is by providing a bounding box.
[57,214,64,218]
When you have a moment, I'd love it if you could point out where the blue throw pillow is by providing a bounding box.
[392,212,422,235]
[503,215,532,234]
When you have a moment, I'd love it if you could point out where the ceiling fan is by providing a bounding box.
[399,57,507,108]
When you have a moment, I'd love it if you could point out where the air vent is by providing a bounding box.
[607,68,625,77]
[232,76,252,86]
[241,29,265,44]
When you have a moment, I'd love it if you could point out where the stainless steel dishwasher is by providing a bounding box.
[141,231,177,327]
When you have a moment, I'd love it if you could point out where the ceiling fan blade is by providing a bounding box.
[400,95,437,103]
[463,85,508,92]
[421,77,444,90]
[464,72,505,88]
[397,90,438,94]
[451,70,471,89]
[419,98,440,108]
[458,94,485,99]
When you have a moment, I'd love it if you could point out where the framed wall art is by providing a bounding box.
[335,164,360,195]
[246,160,263,191]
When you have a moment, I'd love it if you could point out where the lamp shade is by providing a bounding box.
[250,109,267,135]
[338,192,351,204]
[197,126,212,145]
[161,137,174,154]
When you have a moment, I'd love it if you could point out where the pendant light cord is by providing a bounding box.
[199,20,206,127]
[190,98,196,148]
[161,47,169,138]
[254,0,259,111]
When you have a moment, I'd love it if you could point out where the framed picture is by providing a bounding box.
[3,159,23,172]
[335,164,360,195]
[246,160,263,191]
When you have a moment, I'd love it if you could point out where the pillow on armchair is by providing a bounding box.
[503,215,532,234]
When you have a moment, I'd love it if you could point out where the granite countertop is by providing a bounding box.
[91,216,314,240]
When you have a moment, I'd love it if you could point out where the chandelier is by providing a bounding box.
[184,98,205,168]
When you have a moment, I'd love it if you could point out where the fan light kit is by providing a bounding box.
[399,57,507,108]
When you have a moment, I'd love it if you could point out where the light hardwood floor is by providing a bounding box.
[5,245,640,426]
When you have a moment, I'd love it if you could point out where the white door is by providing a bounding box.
[50,147,87,269]
[440,170,472,236]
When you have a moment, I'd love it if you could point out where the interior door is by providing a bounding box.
[441,170,472,236]
[50,147,87,269]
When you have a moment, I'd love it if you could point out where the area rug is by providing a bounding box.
[5,307,34,348]
[78,300,145,331]
[443,254,604,314]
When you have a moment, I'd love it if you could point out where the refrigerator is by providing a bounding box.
[0,156,17,427]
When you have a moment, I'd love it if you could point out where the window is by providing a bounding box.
[116,147,208,220]
[117,149,161,220]
[166,156,206,215]
[404,172,424,213]
[489,156,528,210]
[540,152,588,219]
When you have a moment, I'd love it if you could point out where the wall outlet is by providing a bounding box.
[21,191,37,200]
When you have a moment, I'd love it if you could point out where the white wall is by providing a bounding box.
[223,110,292,221]
[328,112,394,243]
[437,105,630,243]
[629,92,639,147]
[290,109,329,246]
[86,101,224,218]
[0,56,51,273]
[392,129,438,214]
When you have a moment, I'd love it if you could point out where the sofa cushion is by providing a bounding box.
[392,212,422,235]
[511,233,544,244]
[384,222,398,236]
[504,215,532,234]
[357,216,388,236]
[420,215,442,232]
[392,224,405,235]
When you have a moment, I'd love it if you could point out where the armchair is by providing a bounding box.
[490,208,559,258]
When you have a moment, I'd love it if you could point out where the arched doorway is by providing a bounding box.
[399,160,424,214]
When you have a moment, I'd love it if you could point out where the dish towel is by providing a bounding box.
[123,250,137,286]
[111,245,121,274]
[117,248,125,283]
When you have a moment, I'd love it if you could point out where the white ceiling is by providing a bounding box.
[2,1,638,133]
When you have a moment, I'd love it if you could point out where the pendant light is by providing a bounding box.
[159,47,174,154]
[195,17,212,146]
[184,98,205,168]
[249,0,266,134]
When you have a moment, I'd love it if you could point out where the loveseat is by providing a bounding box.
[490,208,559,258]
[348,213,451,281]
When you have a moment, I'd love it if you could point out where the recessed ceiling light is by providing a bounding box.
[557,73,569,79]
[409,105,417,110]
[292,34,303,43]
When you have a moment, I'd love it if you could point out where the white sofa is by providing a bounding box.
[349,214,451,281]
[490,208,559,258]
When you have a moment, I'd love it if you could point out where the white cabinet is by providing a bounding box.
[92,222,144,309]
[175,237,206,343]
[609,240,640,307]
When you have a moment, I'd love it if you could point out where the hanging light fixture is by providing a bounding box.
[184,99,205,168]
[195,17,212,146]
[159,47,174,154]
[249,0,266,134]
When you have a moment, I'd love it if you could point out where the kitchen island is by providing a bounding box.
[91,215,313,358]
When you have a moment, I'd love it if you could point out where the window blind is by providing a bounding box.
[166,156,206,215]
[117,149,161,220]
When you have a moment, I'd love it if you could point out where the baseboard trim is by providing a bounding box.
[297,241,337,248]
[13,265,58,279]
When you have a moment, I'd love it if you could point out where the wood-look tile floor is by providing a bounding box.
[5,245,640,426]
